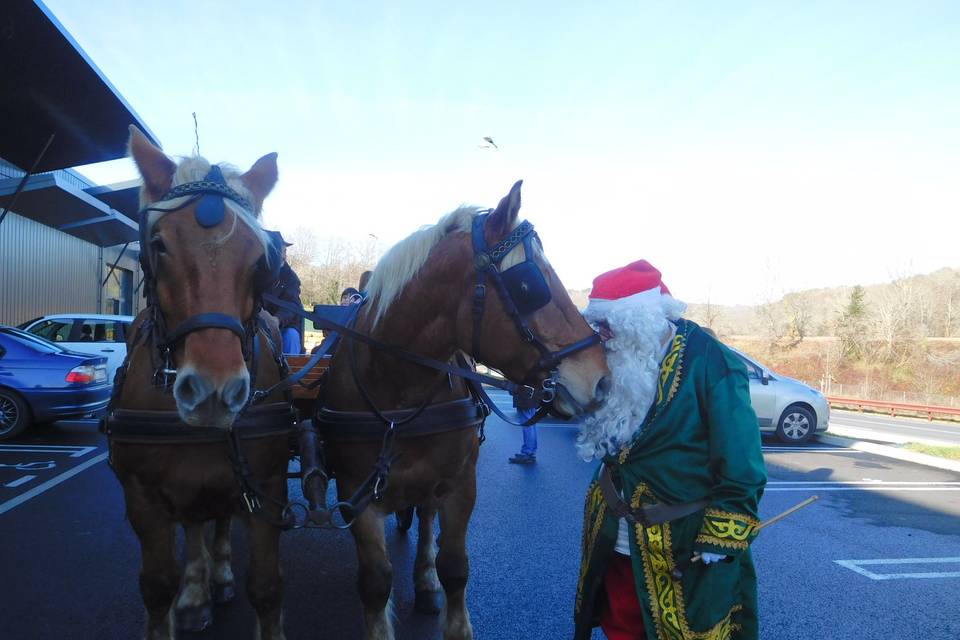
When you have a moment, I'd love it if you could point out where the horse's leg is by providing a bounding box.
[413,505,443,614]
[351,508,394,640]
[246,516,286,640]
[437,465,477,640]
[128,508,180,640]
[211,517,237,603]
[175,521,214,632]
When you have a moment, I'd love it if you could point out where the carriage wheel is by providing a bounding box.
[395,507,415,533]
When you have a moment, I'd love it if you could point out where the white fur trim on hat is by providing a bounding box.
[585,287,665,317]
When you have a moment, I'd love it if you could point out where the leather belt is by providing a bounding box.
[599,464,709,527]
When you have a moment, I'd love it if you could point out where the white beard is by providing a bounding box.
[576,295,686,462]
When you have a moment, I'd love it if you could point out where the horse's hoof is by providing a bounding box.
[414,589,443,614]
[213,583,236,604]
[177,603,213,633]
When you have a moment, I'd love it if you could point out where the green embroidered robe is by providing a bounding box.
[574,319,767,640]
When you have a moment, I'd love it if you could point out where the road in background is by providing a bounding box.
[829,409,960,446]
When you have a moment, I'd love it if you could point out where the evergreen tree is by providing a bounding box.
[836,285,867,360]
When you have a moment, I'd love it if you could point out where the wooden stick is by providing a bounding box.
[688,495,820,566]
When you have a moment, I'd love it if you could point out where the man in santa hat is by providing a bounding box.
[573,260,767,640]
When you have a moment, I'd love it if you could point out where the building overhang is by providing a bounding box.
[0,173,138,246]
[85,180,141,222]
[0,0,159,173]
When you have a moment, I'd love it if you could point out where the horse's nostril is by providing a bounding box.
[595,375,611,401]
[174,373,214,411]
[220,376,250,413]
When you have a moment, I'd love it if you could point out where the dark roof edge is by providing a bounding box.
[34,0,161,149]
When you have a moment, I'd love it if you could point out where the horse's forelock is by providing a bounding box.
[141,155,272,263]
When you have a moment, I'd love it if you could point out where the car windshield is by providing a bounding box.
[0,327,65,354]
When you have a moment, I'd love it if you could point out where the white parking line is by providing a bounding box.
[768,481,960,485]
[0,444,97,458]
[4,475,37,488]
[763,447,857,452]
[0,452,108,515]
[766,480,960,491]
[835,558,960,580]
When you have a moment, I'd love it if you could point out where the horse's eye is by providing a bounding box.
[151,236,167,255]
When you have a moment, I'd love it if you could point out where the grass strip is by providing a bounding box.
[903,443,960,461]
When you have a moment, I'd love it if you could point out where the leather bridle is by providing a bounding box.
[469,212,600,416]
[136,165,285,394]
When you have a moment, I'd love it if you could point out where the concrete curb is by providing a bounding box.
[818,433,960,473]
[827,422,959,447]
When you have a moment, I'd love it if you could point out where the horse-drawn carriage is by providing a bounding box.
[102,127,609,640]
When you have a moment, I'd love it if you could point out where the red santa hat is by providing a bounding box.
[585,260,672,316]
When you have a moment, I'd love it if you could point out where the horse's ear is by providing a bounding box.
[488,179,523,237]
[128,125,175,202]
[241,153,279,212]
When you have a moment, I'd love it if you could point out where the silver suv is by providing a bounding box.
[731,348,830,444]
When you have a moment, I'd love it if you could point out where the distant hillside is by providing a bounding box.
[567,266,960,405]
[684,266,960,339]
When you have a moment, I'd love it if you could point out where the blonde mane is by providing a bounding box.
[140,156,270,257]
[364,206,481,326]
[364,206,534,327]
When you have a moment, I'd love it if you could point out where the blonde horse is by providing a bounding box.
[318,181,610,639]
[105,127,294,639]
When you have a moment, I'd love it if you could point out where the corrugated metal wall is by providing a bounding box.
[0,212,102,325]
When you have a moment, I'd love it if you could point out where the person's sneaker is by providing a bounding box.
[508,453,536,465]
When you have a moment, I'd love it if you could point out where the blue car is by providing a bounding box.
[0,326,111,441]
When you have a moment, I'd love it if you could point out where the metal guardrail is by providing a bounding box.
[827,396,960,422]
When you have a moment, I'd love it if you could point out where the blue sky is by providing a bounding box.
[49,0,960,304]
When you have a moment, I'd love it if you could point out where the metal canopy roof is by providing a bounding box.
[0,173,138,246]
[85,180,141,222]
[0,0,159,173]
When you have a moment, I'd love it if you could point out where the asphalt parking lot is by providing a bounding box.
[1,398,958,639]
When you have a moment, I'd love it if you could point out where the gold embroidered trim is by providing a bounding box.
[704,509,760,529]
[575,482,606,613]
[656,334,684,405]
[632,485,742,640]
[697,510,760,550]
[694,533,749,551]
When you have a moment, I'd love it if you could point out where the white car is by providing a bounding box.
[731,348,830,444]
[18,314,134,385]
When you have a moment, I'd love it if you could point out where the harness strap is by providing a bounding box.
[313,398,487,441]
[261,293,555,405]
[598,464,709,526]
[104,402,297,444]
[539,333,602,370]
[162,312,247,349]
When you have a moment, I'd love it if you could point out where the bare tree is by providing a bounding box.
[284,228,380,307]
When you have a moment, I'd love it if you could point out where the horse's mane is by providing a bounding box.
[139,156,270,258]
[365,206,481,327]
[364,205,534,328]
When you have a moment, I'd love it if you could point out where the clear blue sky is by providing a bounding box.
[49,0,960,304]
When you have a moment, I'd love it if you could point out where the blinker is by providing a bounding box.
[195,165,227,228]
[501,259,551,315]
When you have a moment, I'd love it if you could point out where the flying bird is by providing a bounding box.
[479,136,498,150]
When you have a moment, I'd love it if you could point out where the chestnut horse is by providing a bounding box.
[104,127,294,640]
[318,181,610,640]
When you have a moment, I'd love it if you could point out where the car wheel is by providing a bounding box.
[776,405,816,444]
[0,390,31,441]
